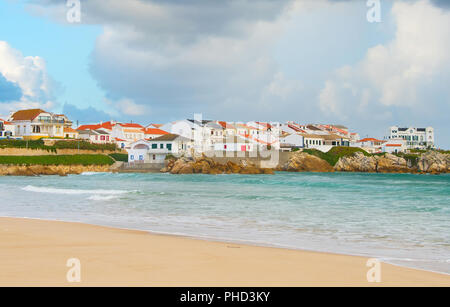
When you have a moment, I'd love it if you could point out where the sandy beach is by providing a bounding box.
[0,217,448,287]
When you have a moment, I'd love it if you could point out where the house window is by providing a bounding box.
[100,136,105,141]
[152,154,156,160]
[160,143,163,149]
[121,143,125,148]
[139,155,143,161]
[152,144,157,149]
[167,144,172,151]
[106,136,109,141]
[130,155,134,160]
[224,145,227,149]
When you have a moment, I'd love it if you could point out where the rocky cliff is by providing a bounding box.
[278,152,334,172]
[417,151,450,173]
[161,156,274,175]
[334,151,450,174]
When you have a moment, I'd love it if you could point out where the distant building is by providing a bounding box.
[8,109,73,140]
[78,129,112,144]
[128,134,193,164]
[0,118,14,138]
[388,126,434,150]
[355,137,385,154]
[382,138,407,154]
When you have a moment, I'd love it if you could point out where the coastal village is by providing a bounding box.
[0,108,437,166]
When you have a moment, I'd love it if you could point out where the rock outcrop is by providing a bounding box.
[161,156,274,175]
[417,151,450,174]
[279,152,334,172]
[333,152,377,172]
[0,164,113,176]
[334,151,450,174]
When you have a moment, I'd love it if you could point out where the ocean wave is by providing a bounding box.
[88,195,119,201]
[80,172,111,176]
[22,185,131,195]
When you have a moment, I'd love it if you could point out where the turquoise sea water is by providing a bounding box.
[0,172,449,274]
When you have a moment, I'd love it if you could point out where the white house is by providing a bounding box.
[128,140,152,163]
[63,127,79,139]
[213,135,255,152]
[0,118,15,138]
[78,129,112,144]
[128,134,193,164]
[382,138,407,154]
[8,109,73,140]
[354,137,385,154]
[388,126,434,150]
[279,133,304,151]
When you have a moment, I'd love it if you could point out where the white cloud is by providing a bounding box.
[27,0,308,119]
[319,0,450,116]
[0,41,56,114]
[104,97,150,116]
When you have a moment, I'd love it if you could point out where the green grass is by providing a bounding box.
[108,153,128,162]
[0,155,114,166]
[0,139,118,152]
[54,140,118,151]
[303,147,370,166]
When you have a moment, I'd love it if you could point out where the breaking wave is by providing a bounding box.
[22,185,130,195]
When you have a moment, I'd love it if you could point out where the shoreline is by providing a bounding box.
[0,217,449,286]
[3,215,450,277]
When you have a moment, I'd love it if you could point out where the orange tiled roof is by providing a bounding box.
[77,121,115,131]
[63,127,78,133]
[143,128,169,135]
[10,109,46,121]
[119,123,144,128]
[358,138,384,143]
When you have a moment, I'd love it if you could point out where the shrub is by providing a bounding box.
[108,153,128,162]
[0,155,114,166]
[303,147,370,166]
[0,139,56,152]
[54,140,117,151]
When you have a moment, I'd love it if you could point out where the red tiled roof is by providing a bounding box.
[0,118,12,125]
[77,121,115,131]
[119,123,144,128]
[143,128,169,135]
[63,127,78,133]
[10,109,46,121]
[358,138,385,143]
[115,137,126,142]
[386,144,402,147]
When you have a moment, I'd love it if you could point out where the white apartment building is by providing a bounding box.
[388,126,434,150]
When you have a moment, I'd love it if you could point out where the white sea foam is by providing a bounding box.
[22,185,130,195]
[88,195,118,201]
[80,172,111,176]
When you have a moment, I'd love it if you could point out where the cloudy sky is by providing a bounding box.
[0,0,449,147]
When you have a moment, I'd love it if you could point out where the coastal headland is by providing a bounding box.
[0,146,448,176]
[0,217,448,287]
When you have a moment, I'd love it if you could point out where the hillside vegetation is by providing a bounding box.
[303,147,370,166]
[0,139,118,152]
[0,155,115,166]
